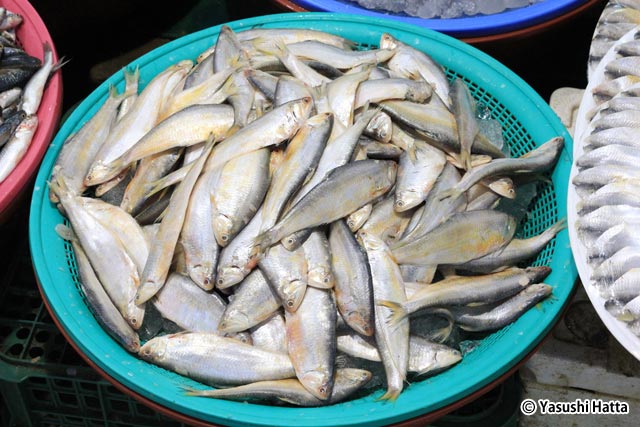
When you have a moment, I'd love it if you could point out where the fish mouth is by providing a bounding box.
[216,267,246,289]
[345,311,374,337]
[188,264,215,291]
[526,266,552,283]
[300,371,333,400]
[308,268,335,289]
[283,280,307,312]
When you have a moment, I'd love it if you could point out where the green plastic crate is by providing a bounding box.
[0,239,187,427]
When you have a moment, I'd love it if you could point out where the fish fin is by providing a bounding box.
[249,231,275,262]
[377,299,409,326]
[252,36,286,58]
[426,308,454,343]
[436,187,463,202]
[54,224,76,241]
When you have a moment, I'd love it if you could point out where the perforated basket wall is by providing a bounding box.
[29,12,575,427]
[0,241,186,427]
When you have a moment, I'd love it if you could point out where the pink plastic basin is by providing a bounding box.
[0,0,63,223]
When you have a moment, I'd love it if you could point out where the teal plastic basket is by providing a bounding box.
[29,12,576,427]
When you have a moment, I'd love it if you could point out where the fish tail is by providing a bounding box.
[180,385,214,397]
[377,299,409,326]
[249,230,275,262]
[52,56,71,73]
[122,66,140,96]
[47,167,69,200]
[461,150,473,171]
[406,139,418,163]
[550,217,568,234]
[376,388,401,402]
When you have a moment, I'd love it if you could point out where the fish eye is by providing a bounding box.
[221,235,229,241]
[286,299,295,307]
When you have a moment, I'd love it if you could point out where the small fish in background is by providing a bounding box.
[0,7,65,183]
[48,25,563,407]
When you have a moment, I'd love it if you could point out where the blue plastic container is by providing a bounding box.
[29,12,576,427]
[290,0,589,37]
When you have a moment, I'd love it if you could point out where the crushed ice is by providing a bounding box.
[347,0,546,19]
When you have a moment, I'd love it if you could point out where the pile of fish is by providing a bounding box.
[346,0,545,20]
[572,3,640,340]
[0,7,60,183]
[48,25,563,406]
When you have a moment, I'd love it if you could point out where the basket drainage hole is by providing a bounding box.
[59,392,78,405]
[29,346,44,359]
[35,330,50,343]
[15,327,30,340]
[7,343,23,356]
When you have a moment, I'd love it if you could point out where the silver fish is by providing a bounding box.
[255,159,397,253]
[135,139,215,305]
[285,286,337,400]
[72,240,140,353]
[394,139,446,211]
[358,230,409,401]
[391,210,517,267]
[139,332,295,386]
[182,368,371,406]
[329,219,374,337]
[153,273,227,333]
[379,266,551,321]
[443,283,552,331]
[303,230,335,289]
[258,243,308,312]
[218,269,281,334]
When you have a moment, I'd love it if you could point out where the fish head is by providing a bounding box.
[218,310,252,334]
[212,214,234,247]
[487,177,515,199]
[290,96,314,127]
[343,310,374,337]
[394,190,422,212]
[308,267,335,289]
[524,266,552,284]
[338,368,373,388]
[216,266,246,289]
[187,263,215,291]
[434,348,462,370]
[282,279,306,312]
[407,82,433,103]
[300,370,334,401]
[379,33,399,50]
[357,230,385,253]
[83,162,113,187]
[281,233,305,251]
[367,112,393,143]
[138,336,168,361]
